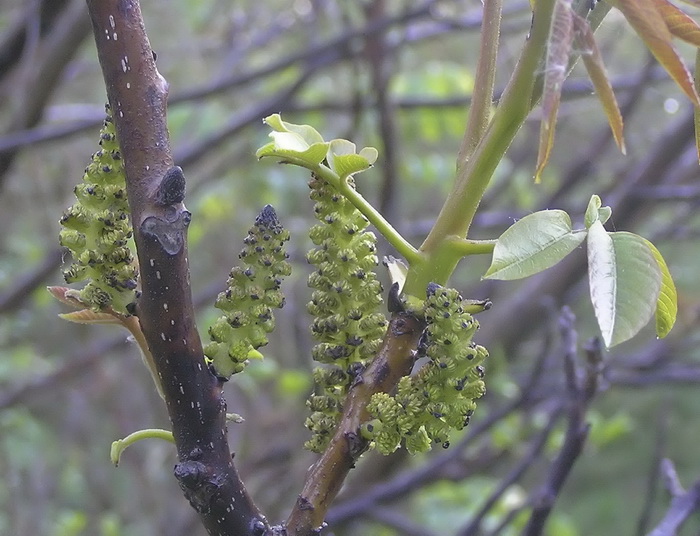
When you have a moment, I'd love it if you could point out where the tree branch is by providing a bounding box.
[86,2,264,534]
[647,459,700,536]
[522,310,599,536]
[286,312,425,536]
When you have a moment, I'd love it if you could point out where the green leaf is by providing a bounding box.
[642,239,678,338]
[584,194,611,228]
[326,139,377,178]
[483,210,587,280]
[263,113,325,144]
[256,114,329,166]
[587,222,662,347]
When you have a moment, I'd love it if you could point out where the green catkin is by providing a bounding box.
[365,283,488,455]
[304,174,388,452]
[204,205,291,380]
[59,104,137,315]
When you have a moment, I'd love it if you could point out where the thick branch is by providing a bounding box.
[86,2,264,534]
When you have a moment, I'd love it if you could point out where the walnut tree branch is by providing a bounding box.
[86,2,265,534]
[286,311,425,536]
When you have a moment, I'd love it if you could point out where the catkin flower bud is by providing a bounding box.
[366,283,489,454]
[58,105,137,315]
[304,174,388,452]
[204,205,291,380]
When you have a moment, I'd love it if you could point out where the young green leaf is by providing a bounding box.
[483,210,586,280]
[327,139,378,179]
[642,238,678,338]
[584,194,612,228]
[263,113,325,144]
[587,221,662,347]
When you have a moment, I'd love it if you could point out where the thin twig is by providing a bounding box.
[647,460,700,536]
[636,400,672,536]
[522,309,597,536]
[458,404,565,536]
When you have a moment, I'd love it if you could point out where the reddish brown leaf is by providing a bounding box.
[654,0,700,47]
[536,0,574,183]
[610,0,700,106]
[59,309,123,325]
[47,286,84,308]
[573,13,626,154]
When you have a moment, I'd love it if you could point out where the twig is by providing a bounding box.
[647,460,700,536]
[366,506,437,536]
[636,400,672,536]
[0,248,62,313]
[522,309,598,536]
[458,403,565,536]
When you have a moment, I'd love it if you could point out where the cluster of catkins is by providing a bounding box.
[363,283,488,454]
[304,174,388,452]
[59,105,137,315]
[205,205,292,379]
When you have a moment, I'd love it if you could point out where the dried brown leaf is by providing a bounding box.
[573,13,626,154]
[536,0,574,183]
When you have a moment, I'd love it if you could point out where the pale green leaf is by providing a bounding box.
[327,139,375,178]
[587,222,662,347]
[255,133,329,166]
[642,239,678,338]
[584,194,611,228]
[483,210,587,280]
[262,114,324,144]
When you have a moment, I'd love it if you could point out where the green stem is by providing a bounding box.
[284,157,421,264]
[457,0,503,169]
[110,428,175,466]
[403,0,558,297]
[451,238,497,256]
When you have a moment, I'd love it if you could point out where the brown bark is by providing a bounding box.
[85,2,265,534]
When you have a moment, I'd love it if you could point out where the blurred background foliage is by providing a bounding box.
[1,0,699,535]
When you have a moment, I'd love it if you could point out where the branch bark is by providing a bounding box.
[286,311,425,536]
[86,2,264,534]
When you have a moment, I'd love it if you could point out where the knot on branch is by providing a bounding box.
[174,459,223,513]
[141,210,191,255]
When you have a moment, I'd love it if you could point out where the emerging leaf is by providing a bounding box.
[642,239,678,338]
[654,0,700,47]
[327,139,378,179]
[59,309,123,325]
[263,114,325,144]
[584,194,612,228]
[484,210,586,280]
[587,221,662,347]
[536,0,574,183]
[609,0,700,107]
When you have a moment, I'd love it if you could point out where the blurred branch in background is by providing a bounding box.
[1,0,700,534]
